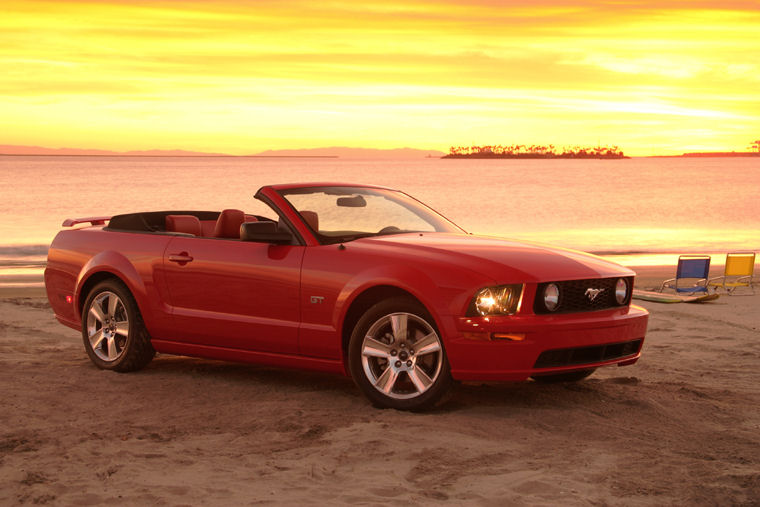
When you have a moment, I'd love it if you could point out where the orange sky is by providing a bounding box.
[2,0,759,155]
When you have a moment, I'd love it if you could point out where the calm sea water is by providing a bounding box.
[1,155,758,284]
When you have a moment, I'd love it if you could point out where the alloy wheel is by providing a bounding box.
[86,291,130,362]
[360,312,443,400]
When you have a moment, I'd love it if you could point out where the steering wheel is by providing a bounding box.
[378,226,402,234]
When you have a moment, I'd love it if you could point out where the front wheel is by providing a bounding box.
[348,298,452,410]
[81,279,155,372]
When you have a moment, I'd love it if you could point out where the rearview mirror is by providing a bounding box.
[240,221,293,244]
[336,195,367,207]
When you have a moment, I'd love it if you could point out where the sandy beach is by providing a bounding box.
[1,268,758,505]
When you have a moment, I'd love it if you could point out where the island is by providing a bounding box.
[443,144,627,159]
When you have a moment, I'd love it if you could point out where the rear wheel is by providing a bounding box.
[81,279,155,372]
[348,298,452,410]
[532,368,596,383]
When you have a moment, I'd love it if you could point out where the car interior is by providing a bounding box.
[165,209,254,238]
[105,209,310,243]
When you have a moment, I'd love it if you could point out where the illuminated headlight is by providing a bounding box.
[615,278,629,305]
[468,284,523,316]
[543,283,560,311]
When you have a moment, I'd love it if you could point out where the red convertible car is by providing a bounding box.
[45,183,648,410]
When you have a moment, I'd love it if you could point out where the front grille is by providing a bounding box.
[533,339,642,369]
[534,277,633,314]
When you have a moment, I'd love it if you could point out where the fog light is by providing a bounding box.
[615,278,628,305]
[544,283,560,311]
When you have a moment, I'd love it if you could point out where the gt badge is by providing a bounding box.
[310,296,325,304]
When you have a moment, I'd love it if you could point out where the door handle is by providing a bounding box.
[168,252,194,264]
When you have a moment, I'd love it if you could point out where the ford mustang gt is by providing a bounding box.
[45,183,648,410]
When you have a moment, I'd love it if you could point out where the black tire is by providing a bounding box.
[348,297,452,411]
[532,368,596,383]
[81,279,155,372]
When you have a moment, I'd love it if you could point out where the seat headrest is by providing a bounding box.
[165,215,201,236]
[213,209,246,238]
[300,210,319,232]
[199,220,217,237]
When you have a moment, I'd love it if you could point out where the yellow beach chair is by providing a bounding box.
[707,252,756,295]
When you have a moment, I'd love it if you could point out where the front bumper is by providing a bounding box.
[444,304,649,381]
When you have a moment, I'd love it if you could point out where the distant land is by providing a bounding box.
[254,147,445,159]
[444,144,627,159]
[0,144,229,157]
[679,151,760,158]
[0,144,445,159]
[2,144,758,159]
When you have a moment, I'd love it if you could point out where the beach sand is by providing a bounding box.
[1,268,758,505]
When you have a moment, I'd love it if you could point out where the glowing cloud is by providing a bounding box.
[1,1,759,155]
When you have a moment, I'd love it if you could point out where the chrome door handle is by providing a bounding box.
[168,253,194,264]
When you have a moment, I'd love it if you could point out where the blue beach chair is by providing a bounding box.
[659,255,711,295]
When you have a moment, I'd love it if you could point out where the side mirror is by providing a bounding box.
[240,221,293,244]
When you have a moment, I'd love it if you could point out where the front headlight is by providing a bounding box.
[468,284,523,316]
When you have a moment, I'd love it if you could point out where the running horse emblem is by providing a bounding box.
[585,288,605,302]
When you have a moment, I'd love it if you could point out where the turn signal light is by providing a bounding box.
[462,332,526,341]
[492,333,526,341]
[462,331,490,341]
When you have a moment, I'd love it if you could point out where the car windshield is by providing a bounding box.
[277,186,464,244]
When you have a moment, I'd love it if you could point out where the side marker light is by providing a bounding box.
[492,333,526,341]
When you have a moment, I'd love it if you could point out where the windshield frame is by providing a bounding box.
[275,185,466,245]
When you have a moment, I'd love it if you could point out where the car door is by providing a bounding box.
[162,236,304,354]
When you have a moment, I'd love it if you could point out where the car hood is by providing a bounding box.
[358,233,635,284]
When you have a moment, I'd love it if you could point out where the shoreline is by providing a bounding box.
[2,250,757,298]
[2,264,752,299]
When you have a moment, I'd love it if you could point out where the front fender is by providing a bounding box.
[335,263,494,353]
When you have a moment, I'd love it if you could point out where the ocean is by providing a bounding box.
[1,155,758,287]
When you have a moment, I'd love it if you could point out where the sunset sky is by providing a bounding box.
[2,1,759,156]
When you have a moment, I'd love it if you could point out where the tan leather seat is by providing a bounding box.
[300,210,319,232]
[213,209,246,238]
[165,215,201,236]
[199,220,217,237]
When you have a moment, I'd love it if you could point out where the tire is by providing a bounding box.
[81,279,155,372]
[348,297,452,410]
[532,368,596,383]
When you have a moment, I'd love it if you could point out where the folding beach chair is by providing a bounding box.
[708,252,756,295]
[659,255,711,294]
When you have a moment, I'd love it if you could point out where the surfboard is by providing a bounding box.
[632,289,719,304]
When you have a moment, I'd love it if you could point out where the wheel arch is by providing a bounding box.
[340,285,437,367]
[77,271,125,315]
[75,251,150,325]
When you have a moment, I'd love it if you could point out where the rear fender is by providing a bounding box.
[75,251,152,327]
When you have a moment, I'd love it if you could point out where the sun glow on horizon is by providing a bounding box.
[2,1,759,156]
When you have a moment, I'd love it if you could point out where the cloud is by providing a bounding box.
[1,0,759,154]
